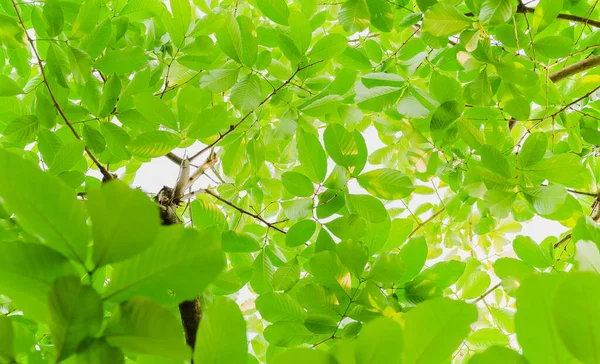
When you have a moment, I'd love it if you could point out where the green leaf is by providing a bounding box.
[286,220,317,247]
[200,68,240,93]
[0,149,90,263]
[355,85,403,112]
[516,274,577,364]
[250,251,275,294]
[105,296,191,360]
[256,292,305,323]
[479,0,515,26]
[423,3,471,37]
[272,257,301,291]
[307,34,347,61]
[354,317,403,364]
[464,69,492,107]
[190,200,228,231]
[518,132,547,168]
[195,297,247,364]
[88,180,161,268]
[0,14,25,48]
[468,346,528,364]
[128,131,181,158]
[346,194,387,223]
[480,145,513,178]
[48,277,103,361]
[338,0,370,33]
[238,16,258,66]
[304,314,337,334]
[230,74,262,111]
[513,235,553,268]
[274,348,335,364]
[337,239,368,278]
[534,36,574,58]
[71,0,101,37]
[188,105,230,139]
[98,74,121,117]
[282,171,314,197]
[552,272,600,363]
[0,75,23,96]
[532,0,562,33]
[370,253,405,282]
[0,242,77,321]
[76,339,125,364]
[132,92,178,130]
[357,169,414,200]
[297,128,327,183]
[215,15,244,63]
[264,322,314,347]
[0,316,14,363]
[403,298,478,364]
[222,230,261,252]
[43,0,64,37]
[326,214,367,240]
[257,0,290,25]
[399,237,428,283]
[169,0,191,44]
[289,11,312,54]
[49,139,85,175]
[359,3,390,31]
[103,225,225,303]
[4,115,39,143]
[526,154,586,188]
[323,124,367,174]
[95,47,148,75]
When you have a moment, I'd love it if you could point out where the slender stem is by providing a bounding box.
[407,207,446,239]
[11,0,113,181]
[472,282,502,303]
[464,6,600,27]
[185,189,287,234]
[188,60,323,162]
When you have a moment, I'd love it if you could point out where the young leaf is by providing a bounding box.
[357,169,414,200]
[256,292,305,323]
[43,0,64,37]
[0,75,23,96]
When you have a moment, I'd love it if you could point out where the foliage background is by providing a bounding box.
[0,0,599,363]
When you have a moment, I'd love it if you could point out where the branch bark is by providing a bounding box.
[11,0,113,182]
[517,5,600,28]
[549,55,600,83]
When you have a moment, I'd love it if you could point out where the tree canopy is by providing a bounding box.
[0,0,599,362]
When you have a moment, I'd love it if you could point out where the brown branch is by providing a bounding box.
[464,7,600,27]
[172,159,190,203]
[188,60,323,162]
[549,55,600,83]
[184,189,287,234]
[186,152,218,190]
[165,152,183,165]
[553,233,572,249]
[517,6,600,28]
[11,0,113,181]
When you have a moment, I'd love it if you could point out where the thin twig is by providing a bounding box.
[407,207,446,239]
[188,60,324,162]
[183,189,287,234]
[472,282,502,303]
[11,0,113,181]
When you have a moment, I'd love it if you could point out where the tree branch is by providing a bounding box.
[472,282,502,303]
[186,152,218,190]
[549,55,600,83]
[464,7,600,27]
[183,189,287,234]
[11,0,113,182]
[165,152,183,165]
[188,60,323,162]
[517,5,600,28]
